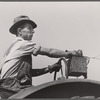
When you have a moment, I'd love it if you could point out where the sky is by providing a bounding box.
[0,2,100,85]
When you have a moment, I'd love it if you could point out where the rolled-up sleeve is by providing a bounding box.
[21,41,41,56]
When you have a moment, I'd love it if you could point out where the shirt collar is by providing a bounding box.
[15,37,33,42]
[15,37,24,41]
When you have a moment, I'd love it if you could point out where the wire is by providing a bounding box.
[93,54,100,58]
[84,55,100,60]
[81,56,100,63]
[88,54,100,60]
[90,57,100,60]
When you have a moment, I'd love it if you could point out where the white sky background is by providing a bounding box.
[0,2,100,85]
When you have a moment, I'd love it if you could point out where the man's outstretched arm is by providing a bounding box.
[38,47,79,58]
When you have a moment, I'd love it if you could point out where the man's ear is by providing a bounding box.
[17,28,22,36]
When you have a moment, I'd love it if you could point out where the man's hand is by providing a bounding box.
[71,50,83,56]
[71,50,79,56]
[65,49,83,58]
[48,62,62,73]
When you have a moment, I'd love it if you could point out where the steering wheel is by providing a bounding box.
[54,57,68,81]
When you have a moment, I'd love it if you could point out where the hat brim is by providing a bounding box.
[9,20,37,35]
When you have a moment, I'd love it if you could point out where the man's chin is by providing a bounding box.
[28,38,32,41]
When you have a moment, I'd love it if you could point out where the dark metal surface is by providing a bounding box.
[9,79,100,99]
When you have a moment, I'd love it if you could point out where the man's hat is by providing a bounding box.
[9,15,37,34]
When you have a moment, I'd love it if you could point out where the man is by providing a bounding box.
[0,15,81,94]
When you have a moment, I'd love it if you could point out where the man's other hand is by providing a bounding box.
[48,63,62,73]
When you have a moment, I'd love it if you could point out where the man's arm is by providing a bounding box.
[31,63,62,77]
[38,47,79,58]
[31,68,49,77]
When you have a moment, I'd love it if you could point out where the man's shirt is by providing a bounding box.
[0,37,41,80]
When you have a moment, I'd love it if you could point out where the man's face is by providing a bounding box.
[19,23,35,40]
